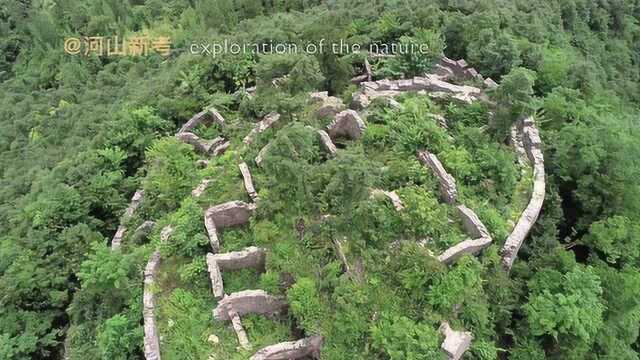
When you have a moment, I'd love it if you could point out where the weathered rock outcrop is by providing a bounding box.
[111,190,144,250]
[417,150,458,204]
[176,132,225,155]
[191,178,212,198]
[317,130,337,156]
[239,162,259,202]
[204,201,256,252]
[351,75,483,109]
[213,290,287,321]
[206,247,266,298]
[501,117,545,270]
[243,112,281,145]
[327,110,366,140]
[250,335,324,360]
[143,250,161,360]
[178,107,225,134]
[370,189,405,211]
[439,322,472,360]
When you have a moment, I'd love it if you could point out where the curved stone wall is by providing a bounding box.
[500,116,545,270]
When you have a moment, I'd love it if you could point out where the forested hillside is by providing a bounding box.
[1,1,640,359]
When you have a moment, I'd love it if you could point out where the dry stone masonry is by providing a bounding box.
[255,142,272,167]
[243,112,281,145]
[111,189,144,250]
[500,116,545,271]
[176,132,226,155]
[206,246,266,299]
[239,162,259,202]
[351,75,483,109]
[439,322,473,360]
[143,250,161,360]
[213,289,288,320]
[134,220,156,240]
[204,201,256,252]
[438,205,493,265]
[417,150,458,204]
[176,107,229,156]
[191,178,212,198]
[457,205,490,239]
[250,335,324,360]
[178,107,225,134]
[370,189,405,211]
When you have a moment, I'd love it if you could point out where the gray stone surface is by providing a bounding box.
[439,322,472,360]
[309,91,328,103]
[370,189,404,211]
[315,96,345,118]
[483,78,498,89]
[438,237,492,265]
[501,117,545,271]
[351,75,482,110]
[417,150,458,204]
[191,178,212,198]
[457,205,490,239]
[327,110,366,140]
[196,159,210,168]
[143,250,161,360]
[243,112,281,145]
[134,220,156,240]
[317,130,337,157]
[160,225,174,243]
[111,190,144,250]
[178,107,225,134]
[204,212,220,252]
[207,247,267,299]
[205,201,256,228]
[212,141,230,156]
[255,143,272,167]
[205,201,256,252]
[213,246,267,271]
[206,253,225,299]
[239,162,259,202]
[229,307,251,350]
[213,290,287,321]
[427,113,449,129]
[176,132,225,155]
[250,336,324,360]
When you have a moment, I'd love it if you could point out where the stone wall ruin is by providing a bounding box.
[500,116,545,270]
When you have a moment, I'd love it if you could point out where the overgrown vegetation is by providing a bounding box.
[1,1,639,359]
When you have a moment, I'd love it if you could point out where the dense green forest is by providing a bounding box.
[1,0,640,359]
